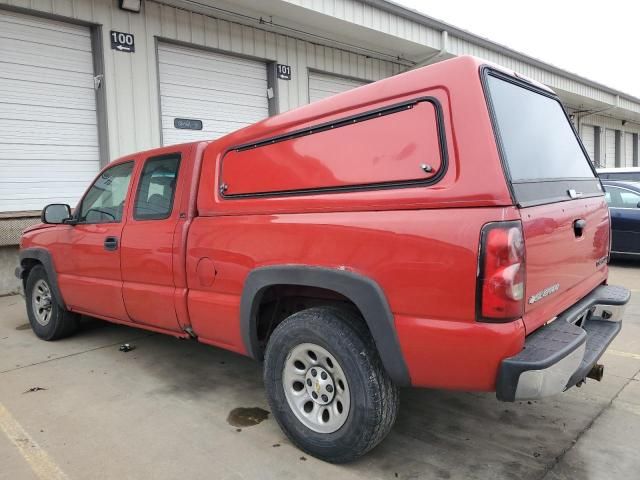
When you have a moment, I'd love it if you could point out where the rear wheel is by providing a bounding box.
[264,307,399,463]
[25,265,79,341]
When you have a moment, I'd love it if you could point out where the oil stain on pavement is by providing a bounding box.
[227,407,270,427]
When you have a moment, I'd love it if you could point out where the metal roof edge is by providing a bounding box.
[365,0,640,106]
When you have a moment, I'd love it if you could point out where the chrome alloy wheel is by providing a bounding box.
[31,279,53,326]
[282,343,351,433]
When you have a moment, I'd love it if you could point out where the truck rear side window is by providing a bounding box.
[485,72,601,206]
[133,155,180,220]
[219,98,446,198]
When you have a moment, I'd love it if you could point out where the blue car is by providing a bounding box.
[602,180,640,256]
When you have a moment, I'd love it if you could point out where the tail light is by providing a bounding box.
[476,221,525,322]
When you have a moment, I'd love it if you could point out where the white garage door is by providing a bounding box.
[604,129,616,167]
[0,10,100,212]
[581,124,595,163]
[308,71,368,103]
[158,43,269,146]
[624,132,634,167]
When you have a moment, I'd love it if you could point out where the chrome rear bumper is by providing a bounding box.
[496,284,629,402]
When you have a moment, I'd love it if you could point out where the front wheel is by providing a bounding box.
[264,307,399,463]
[25,265,79,341]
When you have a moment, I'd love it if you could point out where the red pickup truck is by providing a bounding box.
[16,56,630,463]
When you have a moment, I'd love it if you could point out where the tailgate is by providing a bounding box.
[520,196,609,332]
[483,69,609,333]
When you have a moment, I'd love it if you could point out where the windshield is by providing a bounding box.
[487,74,595,182]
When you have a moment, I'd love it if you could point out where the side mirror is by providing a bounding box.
[41,204,72,224]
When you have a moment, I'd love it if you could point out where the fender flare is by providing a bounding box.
[240,265,411,386]
[17,248,66,308]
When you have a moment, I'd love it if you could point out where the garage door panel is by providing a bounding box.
[161,44,262,73]
[0,160,99,179]
[0,18,91,52]
[624,133,634,167]
[158,60,266,83]
[162,131,239,146]
[163,130,229,146]
[159,67,266,95]
[0,120,98,146]
[605,129,616,168]
[159,57,267,82]
[1,180,90,194]
[1,191,86,207]
[159,73,266,94]
[0,9,90,39]
[1,182,89,201]
[159,45,267,79]
[160,91,266,113]
[162,108,263,128]
[308,71,368,103]
[1,196,83,212]
[0,184,91,208]
[0,102,97,124]
[0,38,94,73]
[310,77,363,93]
[159,83,267,107]
[160,100,266,121]
[0,79,95,110]
[0,137,97,148]
[1,189,87,199]
[0,145,99,161]
[0,62,93,89]
[0,10,99,212]
[158,42,269,145]
[580,124,595,160]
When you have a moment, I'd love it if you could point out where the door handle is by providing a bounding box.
[104,236,119,251]
[573,219,586,237]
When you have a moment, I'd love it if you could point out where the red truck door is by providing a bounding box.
[56,161,135,321]
[120,150,184,332]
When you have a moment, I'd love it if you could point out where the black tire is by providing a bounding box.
[25,265,79,341]
[264,306,399,463]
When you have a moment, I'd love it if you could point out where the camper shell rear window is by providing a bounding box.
[483,69,602,207]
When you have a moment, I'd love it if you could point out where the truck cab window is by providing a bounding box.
[134,155,180,220]
[78,162,134,224]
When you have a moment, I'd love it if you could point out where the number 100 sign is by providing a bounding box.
[110,30,135,53]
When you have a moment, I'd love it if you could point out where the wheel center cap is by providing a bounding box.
[304,366,335,405]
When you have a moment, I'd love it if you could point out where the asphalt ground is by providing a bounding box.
[1,260,639,480]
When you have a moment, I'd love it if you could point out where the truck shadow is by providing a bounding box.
[362,387,597,479]
[95,319,601,479]
[93,324,264,400]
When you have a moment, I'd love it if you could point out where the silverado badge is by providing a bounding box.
[528,283,560,305]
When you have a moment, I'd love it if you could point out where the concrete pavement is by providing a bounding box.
[1,262,639,480]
